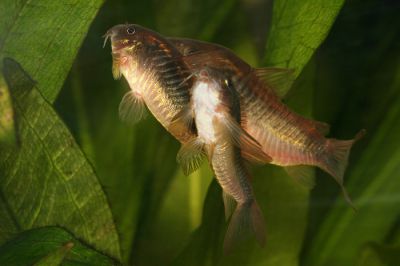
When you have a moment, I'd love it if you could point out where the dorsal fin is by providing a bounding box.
[254,67,295,98]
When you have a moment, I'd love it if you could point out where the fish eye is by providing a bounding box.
[126,27,135,35]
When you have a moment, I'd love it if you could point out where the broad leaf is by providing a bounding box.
[56,2,181,263]
[0,227,119,266]
[265,0,345,79]
[0,58,120,259]
[0,0,105,102]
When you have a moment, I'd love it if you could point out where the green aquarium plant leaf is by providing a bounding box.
[33,242,73,266]
[265,0,345,79]
[0,0,105,102]
[0,58,120,260]
[155,0,237,40]
[356,243,400,266]
[172,179,225,266]
[304,23,400,266]
[303,64,400,266]
[0,227,119,266]
[0,71,16,147]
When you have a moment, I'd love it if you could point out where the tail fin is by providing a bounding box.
[321,130,365,208]
[223,200,266,254]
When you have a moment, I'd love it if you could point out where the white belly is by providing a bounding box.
[192,81,223,143]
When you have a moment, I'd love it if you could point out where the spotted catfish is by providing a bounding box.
[169,38,364,205]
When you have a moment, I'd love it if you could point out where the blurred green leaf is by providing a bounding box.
[0,0,105,102]
[0,71,16,146]
[0,58,120,259]
[356,243,400,266]
[33,242,73,266]
[303,63,400,266]
[265,0,345,79]
[0,227,118,266]
[172,179,225,266]
[155,0,236,40]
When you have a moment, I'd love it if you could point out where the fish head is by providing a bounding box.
[103,24,146,79]
[103,24,144,52]
[194,67,230,90]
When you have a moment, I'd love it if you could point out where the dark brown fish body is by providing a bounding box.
[105,25,195,143]
[169,38,362,193]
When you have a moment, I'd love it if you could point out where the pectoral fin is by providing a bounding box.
[119,91,147,124]
[176,138,205,176]
[254,67,295,98]
[223,116,272,164]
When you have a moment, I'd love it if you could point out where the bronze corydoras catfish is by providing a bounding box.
[179,67,266,252]
[169,38,364,205]
[104,24,195,143]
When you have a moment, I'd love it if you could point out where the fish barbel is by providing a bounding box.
[178,67,267,252]
[104,24,195,143]
[169,38,364,204]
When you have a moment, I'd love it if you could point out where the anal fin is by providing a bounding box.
[284,165,316,189]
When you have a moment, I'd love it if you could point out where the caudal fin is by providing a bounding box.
[223,200,266,254]
[321,130,365,208]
